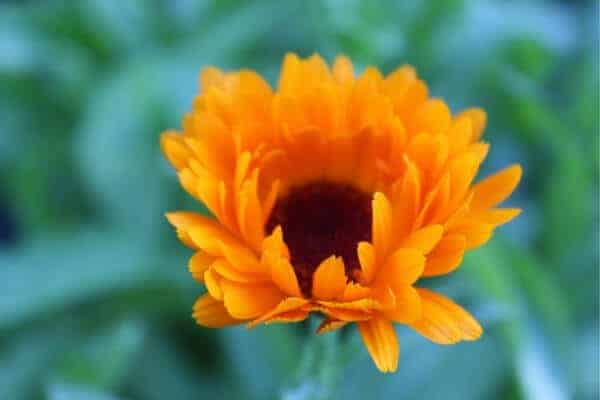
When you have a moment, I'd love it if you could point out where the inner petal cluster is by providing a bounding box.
[266,181,372,297]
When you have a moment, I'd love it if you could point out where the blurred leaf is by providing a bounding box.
[223,325,303,399]
[0,323,77,400]
[0,1,597,399]
[125,332,235,400]
[0,229,180,330]
[52,319,146,390]
[465,240,573,400]
[45,382,123,400]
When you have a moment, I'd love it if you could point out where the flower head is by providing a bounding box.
[161,53,521,373]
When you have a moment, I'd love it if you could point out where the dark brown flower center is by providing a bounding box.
[265,181,372,298]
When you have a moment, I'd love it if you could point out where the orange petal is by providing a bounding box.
[262,309,309,325]
[357,241,376,283]
[457,108,487,142]
[188,251,215,282]
[318,298,380,312]
[384,65,417,99]
[401,225,444,254]
[411,288,482,344]
[234,152,252,191]
[392,158,421,237]
[222,281,284,320]
[446,115,473,153]
[305,54,333,85]
[279,53,302,94]
[212,258,267,283]
[409,98,451,134]
[217,181,237,233]
[262,226,290,259]
[204,267,224,300]
[178,167,222,222]
[264,250,301,297]
[219,241,267,276]
[183,113,235,180]
[312,304,372,322]
[406,134,449,179]
[448,220,493,250]
[247,297,308,328]
[343,282,372,301]
[382,286,421,324]
[200,66,226,91]
[312,256,347,300]
[471,165,522,210]
[374,286,397,311]
[392,79,429,122]
[316,318,348,335]
[448,152,482,206]
[372,192,393,259]
[358,317,399,373]
[470,208,522,227]
[423,234,466,277]
[237,172,264,251]
[332,55,354,83]
[380,248,425,286]
[192,294,240,328]
[166,211,232,254]
[160,131,192,170]
[261,180,280,224]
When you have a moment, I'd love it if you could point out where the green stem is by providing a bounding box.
[281,318,345,400]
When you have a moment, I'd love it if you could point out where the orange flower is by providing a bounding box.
[161,53,522,373]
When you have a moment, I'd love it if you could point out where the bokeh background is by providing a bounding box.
[1,1,598,399]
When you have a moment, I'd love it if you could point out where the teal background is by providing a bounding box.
[0,1,598,399]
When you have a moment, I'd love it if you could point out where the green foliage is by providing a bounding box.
[0,1,597,399]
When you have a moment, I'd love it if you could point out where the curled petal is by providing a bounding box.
[193,294,240,328]
[357,241,376,283]
[219,241,267,276]
[204,267,224,300]
[264,250,301,297]
[316,318,348,335]
[166,211,230,253]
[262,309,309,325]
[188,251,215,282]
[262,226,290,259]
[222,281,284,320]
[311,304,372,322]
[212,258,267,283]
[247,297,308,328]
[318,298,380,313]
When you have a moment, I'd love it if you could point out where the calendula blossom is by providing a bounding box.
[161,53,522,373]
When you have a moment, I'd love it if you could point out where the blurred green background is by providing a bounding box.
[1,1,598,399]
